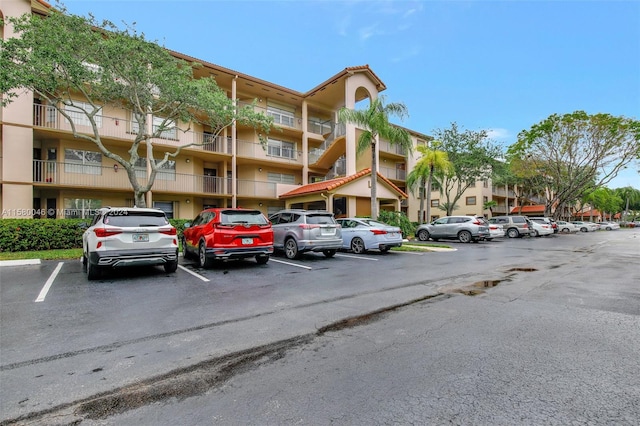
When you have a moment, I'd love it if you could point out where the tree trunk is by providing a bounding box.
[134,191,147,208]
[425,171,433,224]
[418,181,425,225]
[370,141,378,220]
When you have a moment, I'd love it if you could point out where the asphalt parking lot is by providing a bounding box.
[2,230,639,423]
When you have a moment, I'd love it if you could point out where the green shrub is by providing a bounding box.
[0,218,191,253]
[377,211,416,238]
[0,219,86,252]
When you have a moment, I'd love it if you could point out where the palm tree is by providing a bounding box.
[338,96,413,220]
[406,143,453,224]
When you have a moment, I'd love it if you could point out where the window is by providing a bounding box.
[483,196,488,203]
[134,157,176,180]
[64,149,102,175]
[130,114,177,139]
[267,172,295,184]
[153,201,174,219]
[64,198,101,219]
[267,104,295,127]
[483,179,489,188]
[466,196,476,205]
[64,101,102,128]
[431,199,439,208]
[267,138,296,159]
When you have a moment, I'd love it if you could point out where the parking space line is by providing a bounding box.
[178,264,210,282]
[35,262,63,302]
[335,253,379,261]
[269,258,313,269]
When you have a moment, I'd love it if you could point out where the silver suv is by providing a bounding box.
[82,207,178,280]
[269,209,342,259]
[488,215,531,238]
[415,215,490,243]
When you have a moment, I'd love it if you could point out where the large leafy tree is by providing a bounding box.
[0,7,272,207]
[406,142,453,224]
[613,186,640,220]
[583,187,623,221]
[338,96,413,220]
[431,123,502,216]
[508,111,640,220]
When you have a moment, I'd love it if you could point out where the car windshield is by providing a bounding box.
[104,211,168,227]
[306,214,335,225]
[220,211,268,225]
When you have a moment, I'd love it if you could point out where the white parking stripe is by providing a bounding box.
[269,258,313,269]
[35,262,63,302]
[335,253,378,261]
[178,264,210,282]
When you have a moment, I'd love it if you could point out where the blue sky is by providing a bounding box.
[63,0,640,189]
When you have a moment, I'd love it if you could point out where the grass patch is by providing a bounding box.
[0,248,83,261]
[392,243,453,252]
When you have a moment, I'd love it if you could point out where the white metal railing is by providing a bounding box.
[379,166,406,181]
[237,101,302,130]
[237,139,302,165]
[33,104,231,154]
[379,139,407,156]
[31,160,285,197]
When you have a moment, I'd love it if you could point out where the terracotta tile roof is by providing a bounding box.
[280,168,408,199]
[510,205,545,214]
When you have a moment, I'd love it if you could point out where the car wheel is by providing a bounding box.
[323,249,336,258]
[562,227,569,233]
[284,238,300,259]
[350,237,366,254]
[380,247,390,253]
[82,253,88,271]
[198,242,213,268]
[256,255,269,265]
[530,229,539,237]
[164,259,178,273]
[182,237,192,259]
[580,227,587,232]
[417,229,430,241]
[86,258,102,281]
[507,228,519,238]
[458,230,472,243]
[606,227,612,231]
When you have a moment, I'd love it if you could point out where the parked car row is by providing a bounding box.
[81,207,625,280]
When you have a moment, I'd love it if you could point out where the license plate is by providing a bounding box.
[241,238,253,245]
[321,228,335,235]
[133,233,149,242]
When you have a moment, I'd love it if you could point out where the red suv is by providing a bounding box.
[182,208,274,268]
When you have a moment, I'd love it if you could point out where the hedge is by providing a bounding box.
[0,218,190,253]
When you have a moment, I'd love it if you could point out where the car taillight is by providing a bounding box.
[299,224,320,229]
[472,220,484,225]
[370,229,387,235]
[159,228,177,235]
[94,228,122,237]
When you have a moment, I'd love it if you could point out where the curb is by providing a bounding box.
[0,259,41,267]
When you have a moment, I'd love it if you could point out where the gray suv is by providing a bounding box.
[415,215,490,243]
[269,209,342,259]
[488,215,531,238]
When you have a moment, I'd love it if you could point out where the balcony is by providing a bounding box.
[32,160,277,198]
[307,118,333,136]
[379,139,407,156]
[33,104,232,154]
[237,139,303,166]
[237,102,302,131]
[379,166,406,181]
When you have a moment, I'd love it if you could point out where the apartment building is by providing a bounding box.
[1,0,516,222]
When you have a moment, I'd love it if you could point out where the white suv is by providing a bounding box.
[82,207,178,280]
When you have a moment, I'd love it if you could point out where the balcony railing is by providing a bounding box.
[308,119,333,135]
[33,104,232,154]
[237,101,302,131]
[32,160,277,198]
[237,140,302,165]
[379,166,406,181]
[379,139,407,156]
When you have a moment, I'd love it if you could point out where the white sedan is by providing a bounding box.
[597,221,620,230]
[556,221,579,233]
[336,218,403,254]
[571,221,599,232]
[486,222,505,240]
[528,220,554,237]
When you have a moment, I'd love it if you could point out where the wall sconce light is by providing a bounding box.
[258,98,263,102]
[113,164,119,172]
[186,199,190,204]
[258,167,263,172]
[186,158,190,163]
[259,202,263,207]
